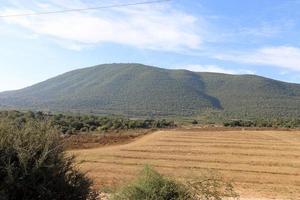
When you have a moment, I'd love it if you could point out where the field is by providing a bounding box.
[72,128,300,200]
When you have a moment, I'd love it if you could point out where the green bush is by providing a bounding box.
[113,166,192,200]
[113,166,239,200]
[0,119,96,200]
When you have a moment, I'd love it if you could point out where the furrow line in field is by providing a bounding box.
[168,135,280,141]
[81,160,300,176]
[165,136,284,141]
[156,139,300,147]
[233,180,300,187]
[144,144,300,151]
[103,154,300,169]
[120,149,300,158]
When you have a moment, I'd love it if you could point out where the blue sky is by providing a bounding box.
[1,0,300,92]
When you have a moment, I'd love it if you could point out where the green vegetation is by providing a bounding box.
[199,72,300,119]
[224,118,300,128]
[113,166,192,200]
[0,118,96,200]
[0,110,175,135]
[1,63,299,118]
[113,166,239,200]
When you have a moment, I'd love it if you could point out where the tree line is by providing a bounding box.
[0,110,176,134]
[223,118,300,128]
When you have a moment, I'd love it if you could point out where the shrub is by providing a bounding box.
[0,119,96,200]
[191,120,198,125]
[113,166,239,200]
[113,166,192,200]
[186,170,239,200]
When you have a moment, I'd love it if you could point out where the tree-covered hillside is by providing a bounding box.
[199,73,300,118]
[0,63,300,118]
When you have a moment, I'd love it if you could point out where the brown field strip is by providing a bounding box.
[90,154,300,168]
[79,159,300,176]
[78,161,300,188]
[160,136,292,143]
[119,148,300,158]
[156,138,300,146]
[144,144,300,152]
[73,130,300,200]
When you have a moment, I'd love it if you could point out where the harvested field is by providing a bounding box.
[72,129,300,200]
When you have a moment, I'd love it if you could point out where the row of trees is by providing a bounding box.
[0,111,176,134]
[223,118,300,128]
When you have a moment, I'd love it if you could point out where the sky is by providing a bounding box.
[1,0,300,92]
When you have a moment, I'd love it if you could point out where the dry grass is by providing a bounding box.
[72,129,300,200]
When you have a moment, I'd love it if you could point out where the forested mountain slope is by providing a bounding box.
[1,63,299,118]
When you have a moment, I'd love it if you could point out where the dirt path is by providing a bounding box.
[72,129,300,200]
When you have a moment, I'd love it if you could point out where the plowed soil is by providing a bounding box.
[72,129,300,200]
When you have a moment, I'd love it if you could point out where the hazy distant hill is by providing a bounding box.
[0,63,300,118]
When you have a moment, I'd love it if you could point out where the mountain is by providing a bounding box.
[0,63,300,118]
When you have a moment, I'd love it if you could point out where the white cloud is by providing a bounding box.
[215,46,300,71]
[0,1,204,51]
[172,64,254,74]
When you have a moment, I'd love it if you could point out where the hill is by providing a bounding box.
[0,63,300,118]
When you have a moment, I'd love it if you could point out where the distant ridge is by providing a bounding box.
[0,63,300,118]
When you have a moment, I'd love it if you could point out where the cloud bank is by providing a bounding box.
[1,1,204,51]
[215,46,300,71]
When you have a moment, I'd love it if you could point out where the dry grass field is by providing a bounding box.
[72,129,300,200]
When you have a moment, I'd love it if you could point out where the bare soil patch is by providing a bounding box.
[64,129,156,150]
